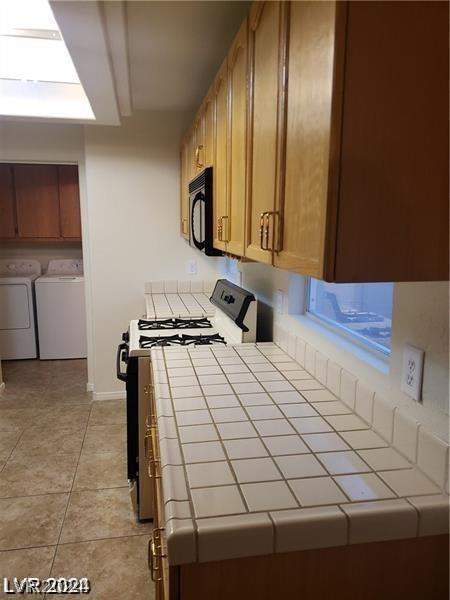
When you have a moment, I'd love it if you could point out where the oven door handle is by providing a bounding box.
[116,342,129,382]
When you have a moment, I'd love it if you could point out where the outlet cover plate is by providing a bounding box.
[401,344,424,402]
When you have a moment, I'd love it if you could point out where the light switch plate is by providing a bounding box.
[188,260,197,275]
[401,344,424,402]
[275,290,284,314]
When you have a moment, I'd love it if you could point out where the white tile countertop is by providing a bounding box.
[150,343,449,566]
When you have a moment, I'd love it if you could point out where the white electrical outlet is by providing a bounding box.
[188,260,197,275]
[401,344,424,402]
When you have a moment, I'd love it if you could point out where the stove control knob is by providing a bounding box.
[223,294,235,304]
[122,331,129,343]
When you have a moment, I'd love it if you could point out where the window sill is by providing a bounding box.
[288,312,390,376]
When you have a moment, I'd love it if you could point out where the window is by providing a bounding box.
[307,279,394,355]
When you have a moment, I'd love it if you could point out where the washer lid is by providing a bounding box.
[37,275,84,283]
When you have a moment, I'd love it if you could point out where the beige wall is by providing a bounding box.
[0,243,83,273]
[0,114,223,397]
[237,259,449,438]
[83,111,221,397]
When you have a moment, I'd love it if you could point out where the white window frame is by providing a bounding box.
[305,278,392,360]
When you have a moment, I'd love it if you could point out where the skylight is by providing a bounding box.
[0,0,95,120]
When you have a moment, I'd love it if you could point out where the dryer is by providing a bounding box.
[35,259,87,360]
[0,259,41,360]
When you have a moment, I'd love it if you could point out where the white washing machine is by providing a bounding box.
[35,259,87,360]
[0,259,41,360]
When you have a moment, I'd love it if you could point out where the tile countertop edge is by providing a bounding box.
[150,345,449,567]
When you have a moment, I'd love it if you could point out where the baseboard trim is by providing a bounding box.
[92,390,126,401]
[86,382,94,392]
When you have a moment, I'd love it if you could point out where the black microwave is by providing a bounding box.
[189,167,222,256]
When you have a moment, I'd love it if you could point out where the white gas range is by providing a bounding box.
[117,279,257,522]
[125,279,257,358]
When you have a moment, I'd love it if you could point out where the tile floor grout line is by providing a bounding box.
[47,402,93,577]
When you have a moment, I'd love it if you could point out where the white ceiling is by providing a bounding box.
[126,1,250,111]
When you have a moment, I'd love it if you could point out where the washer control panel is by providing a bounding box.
[0,259,42,276]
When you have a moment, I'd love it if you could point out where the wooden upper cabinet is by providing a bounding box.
[180,140,190,239]
[226,18,248,257]
[203,87,214,168]
[14,164,60,239]
[193,111,205,175]
[245,2,286,264]
[332,0,448,282]
[213,57,229,252]
[274,0,336,276]
[275,0,449,282]
[58,165,81,239]
[0,165,16,238]
[1,163,82,242]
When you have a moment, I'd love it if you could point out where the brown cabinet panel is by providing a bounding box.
[226,18,248,257]
[274,0,337,277]
[204,89,214,168]
[180,141,190,239]
[246,2,286,263]
[213,57,228,252]
[14,164,60,239]
[0,164,16,238]
[58,165,81,239]
[333,0,449,282]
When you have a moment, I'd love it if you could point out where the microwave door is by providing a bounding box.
[191,191,206,251]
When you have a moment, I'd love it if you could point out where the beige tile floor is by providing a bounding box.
[0,360,154,599]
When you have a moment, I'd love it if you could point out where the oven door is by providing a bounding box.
[189,189,206,251]
[116,339,139,481]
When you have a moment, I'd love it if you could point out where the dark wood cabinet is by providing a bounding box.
[58,165,82,239]
[15,164,61,239]
[0,164,16,238]
[0,163,82,242]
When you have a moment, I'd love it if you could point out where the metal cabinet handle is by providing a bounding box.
[217,217,223,241]
[195,144,204,169]
[259,211,279,251]
[148,538,162,582]
[144,430,153,460]
[221,215,229,242]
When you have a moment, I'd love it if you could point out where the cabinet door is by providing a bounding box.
[58,165,81,239]
[180,141,190,239]
[14,164,61,239]
[204,88,214,168]
[246,2,286,263]
[274,1,337,277]
[213,57,228,252]
[0,164,16,239]
[332,1,448,282]
[193,111,205,174]
[226,18,248,257]
[188,129,197,182]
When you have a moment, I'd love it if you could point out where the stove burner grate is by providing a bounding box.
[138,317,212,331]
[139,334,184,348]
[139,333,226,348]
[181,333,226,346]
